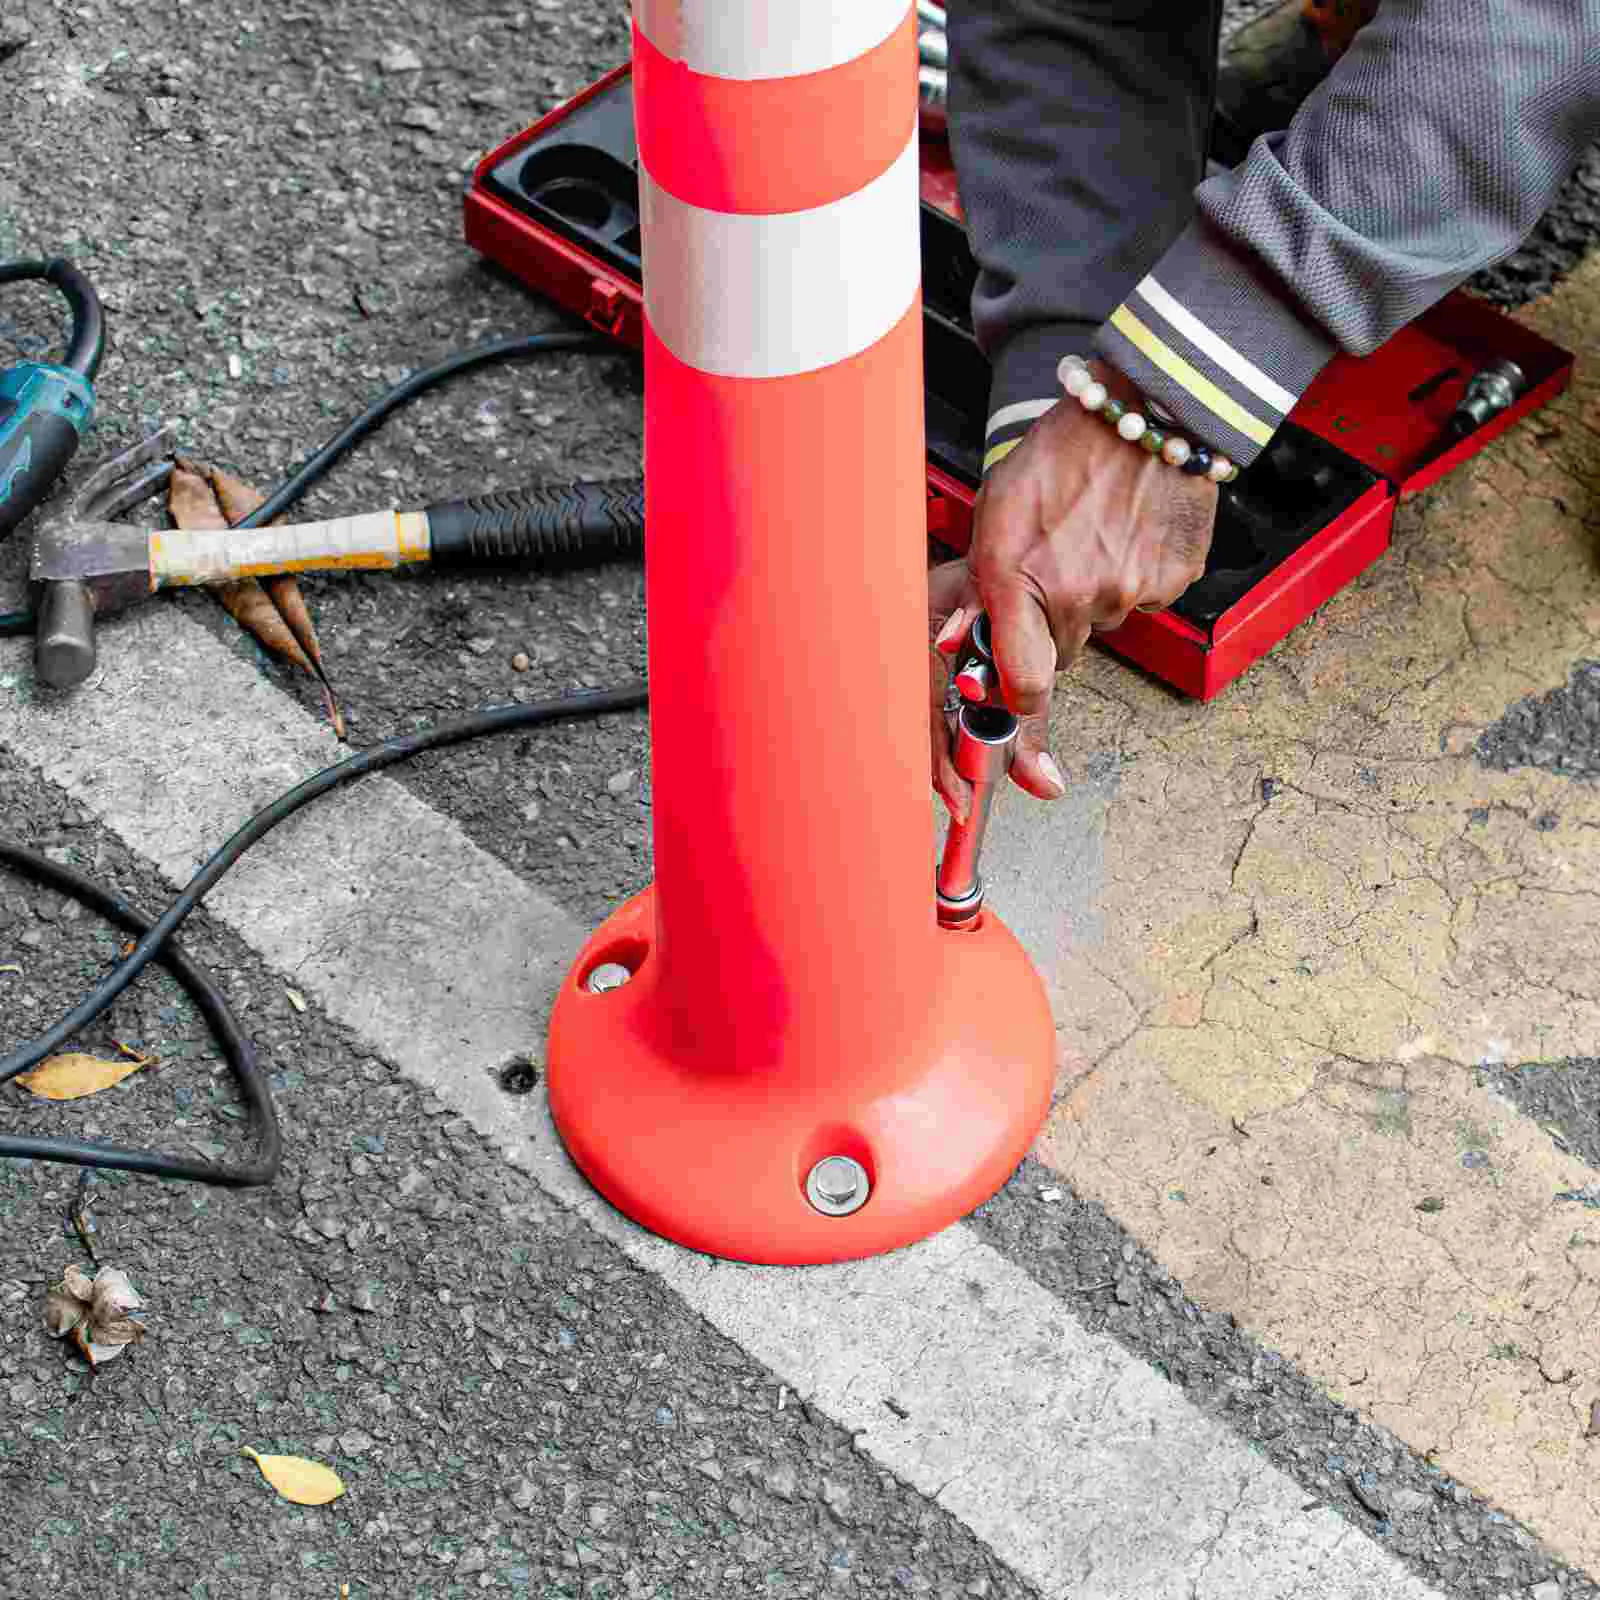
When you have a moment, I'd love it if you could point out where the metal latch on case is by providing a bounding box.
[585,278,628,338]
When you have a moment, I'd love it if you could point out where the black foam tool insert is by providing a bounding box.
[483,77,1383,640]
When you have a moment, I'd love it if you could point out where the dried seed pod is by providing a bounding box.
[61,1263,96,1302]
[44,1288,87,1338]
[73,1324,133,1366]
[87,1313,146,1348]
[90,1266,145,1319]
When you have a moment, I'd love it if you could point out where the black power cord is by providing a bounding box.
[0,842,281,1186]
[0,688,646,1184]
[0,258,106,380]
[0,327,612,638]
[1,326,648,1186]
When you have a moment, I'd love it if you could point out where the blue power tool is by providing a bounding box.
[0,258,105,542]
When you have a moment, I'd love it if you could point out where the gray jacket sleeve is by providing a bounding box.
[951,0,1600,471]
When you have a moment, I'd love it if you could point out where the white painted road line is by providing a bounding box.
[0,611,1445,1600]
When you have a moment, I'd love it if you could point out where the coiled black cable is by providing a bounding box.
[0,257,105,379]
[0,688,646,1183]
[0,843,281,1187]
[1,324,645,1185]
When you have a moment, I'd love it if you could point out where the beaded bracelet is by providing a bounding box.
[1057,355,1239,483]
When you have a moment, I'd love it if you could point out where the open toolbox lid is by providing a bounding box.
[1292,292,1573,496]
[466,62,1576,668]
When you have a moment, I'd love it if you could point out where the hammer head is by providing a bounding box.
[29,517,153,688]
[24,422,177,689]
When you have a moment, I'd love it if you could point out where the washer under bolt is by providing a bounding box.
[806,1155,870,1216]
[586,962,633,994]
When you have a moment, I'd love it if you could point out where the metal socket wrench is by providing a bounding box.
[937,703,1019,929]
[1451,359,1527,435]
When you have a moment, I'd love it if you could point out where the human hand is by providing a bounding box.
[928,362,1218,819]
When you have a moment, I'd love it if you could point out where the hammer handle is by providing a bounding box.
[426,480,644,568]
[151,509,431,588]
[148,478,647,589]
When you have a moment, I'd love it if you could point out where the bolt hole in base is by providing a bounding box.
[547,886,1055,1263]
[582,936,649,994]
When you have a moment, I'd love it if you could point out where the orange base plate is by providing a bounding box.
[547,889,1057,1265]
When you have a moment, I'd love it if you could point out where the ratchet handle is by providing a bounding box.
[426,479,644,569]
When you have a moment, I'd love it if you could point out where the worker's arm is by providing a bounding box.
[1089,0,1600,468]
[937,0,1227,810]
[945,0,1225,472]
[934,0,1600,815]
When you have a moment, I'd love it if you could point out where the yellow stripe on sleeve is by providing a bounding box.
[1107,305,1274,447]
[982,437,1024,474]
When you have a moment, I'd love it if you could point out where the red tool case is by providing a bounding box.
[464,63,1574,699]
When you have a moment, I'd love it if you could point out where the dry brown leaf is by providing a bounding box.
[241,1448,347,1505]
[262,574,326,672]
[262,573,346,740]
[217,469,344,737]
[16,1050,151,1101]
[205,462,269,527]
[175,459,345,740]
[206,467,329,670]
[215,577,318,676]
[205,466,335,678]
[168,458,231,531]
[170,464,311,671]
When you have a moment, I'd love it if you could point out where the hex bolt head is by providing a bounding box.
[586,962,633,995]
[805,1155,870,1217]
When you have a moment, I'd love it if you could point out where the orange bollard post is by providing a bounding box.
[546,0,1056,1264]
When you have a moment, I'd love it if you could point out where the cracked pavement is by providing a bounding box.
[2,0,1599,1595]
[974,256,1600,1577]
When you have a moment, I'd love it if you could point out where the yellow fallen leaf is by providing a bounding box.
[16,1051,151,1101]
[286,988,307,1013]
[242,1447,346,1505]
[0,963,21,976]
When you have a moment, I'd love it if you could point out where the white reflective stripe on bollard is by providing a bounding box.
[639,132,920,380]
[632,0,909,80]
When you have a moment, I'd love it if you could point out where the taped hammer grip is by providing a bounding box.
[426,480,644,570]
